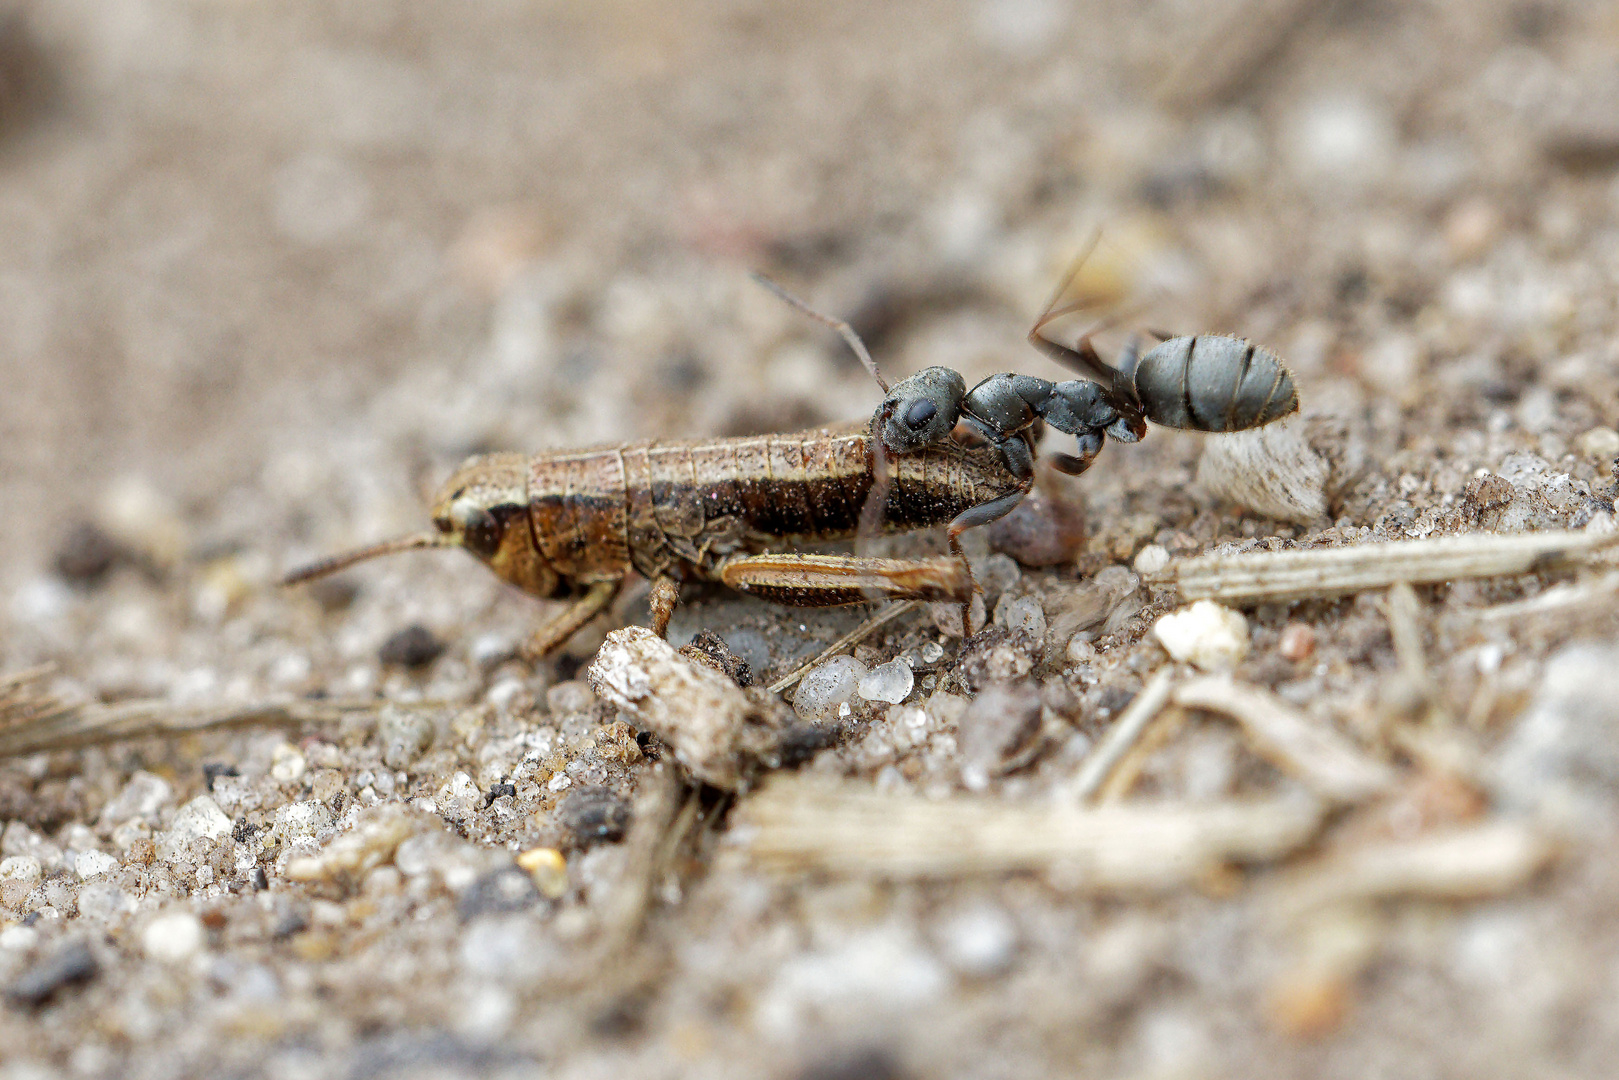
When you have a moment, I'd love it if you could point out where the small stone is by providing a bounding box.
[791,656,868,725]
[1278,623,1317,663]
[934,904,1019,977]
[1132,544,1170,575]
[457,866,541,922]
[858,659,915,705]
[378,624,446,668]
[75,850,117,880]
[1153,601,1250,671]
[958,680,1043,791]
[377,707,436,770]
[546,680,595,715]
[270,743,307,783]
[0,855,42,888]
[1576,426,1619,460]
[993,594,1047,640]
[168,796,232,843]
[284,804,419,884]
[559,787,631,847]
[5,940,98,1006]
[142,911,205,962]
[516,847,569,899]
[99,771,173,826]
[53,522,124,584]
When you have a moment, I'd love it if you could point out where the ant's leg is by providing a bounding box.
[520,578,623,659]
[1047,430,1106,476]
[718,553,973,606]
[855,415,895,559]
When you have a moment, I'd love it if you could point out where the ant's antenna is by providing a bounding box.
[751,272,889,392]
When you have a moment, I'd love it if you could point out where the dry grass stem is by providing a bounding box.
[1275,821,1556,914]
[737,776,1324,888]
[1175,676,1397,803]
[1160,530,1619,606]
[1067,667,1177,802]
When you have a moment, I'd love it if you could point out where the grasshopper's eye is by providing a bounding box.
[903,400,937,430]
[451,501,502,558]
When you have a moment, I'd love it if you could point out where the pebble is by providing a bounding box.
[933,904,1019,977]
[1195,423,1328,525]
[270,743,307,784]
[142,911,205,963]
[958,680,1043,791]
[1153,601,1250,671]
[284,805,418,883]
[1278,623,1317,663]
[53,522,124,584]
[792,656,868,724]
[516,848,568,899]
[993,594,1047,640]
[377,707,436,770]
[378,624,446,669]
[546,680,595,714]
[75,850,118,880]
[456,866,541,921]
[1576,426,1619,460]
[1497,643,1619,819]
[559,786,631,847]
[99,771,173,826]
[167,796,232,844]
[1133,544,1170,575]
[858,659,915,705]
[0,855,43,888]
[5,939,98,1006]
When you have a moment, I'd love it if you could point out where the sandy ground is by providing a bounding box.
[4,1,1619,1077]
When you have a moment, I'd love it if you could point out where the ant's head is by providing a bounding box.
[879,367,965,453]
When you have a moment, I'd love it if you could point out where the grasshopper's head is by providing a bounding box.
[283,452,563,598]
[428,453,560,597]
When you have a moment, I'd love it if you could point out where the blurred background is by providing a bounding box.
[4,0,1616,603]
[3,1,1619,1075]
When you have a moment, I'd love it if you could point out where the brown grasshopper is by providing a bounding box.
[282,419,1026,658]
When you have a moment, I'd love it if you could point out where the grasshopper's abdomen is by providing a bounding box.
[523,427,1023,589]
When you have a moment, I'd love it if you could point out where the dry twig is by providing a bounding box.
[737,776,1324,889]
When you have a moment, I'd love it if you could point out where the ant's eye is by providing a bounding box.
[903,400,937,430]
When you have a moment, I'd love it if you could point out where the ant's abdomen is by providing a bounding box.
[1133,335,1298,432]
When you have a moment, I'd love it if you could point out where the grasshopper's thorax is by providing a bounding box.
[430,452,563,599]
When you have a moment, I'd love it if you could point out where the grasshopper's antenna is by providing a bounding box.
[751,271,889,392]
[282,532,448,586]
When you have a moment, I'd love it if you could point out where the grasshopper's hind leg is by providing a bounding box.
[520,579,623,660]
[718,553,973,607]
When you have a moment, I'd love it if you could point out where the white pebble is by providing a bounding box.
[142,911,205,963]
[75,850,118,880]
[167,796,232,844]
[1153,601,1250,671]
[0,855,42,887]
[994,594,1047,639]
[270,743,307,783]
[934,905,1019,977]
[791,656,868,725]
[858,659,915,705]
[1576,427,1619,460]
[1133,544,1170,575]
[100,771,173,826]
